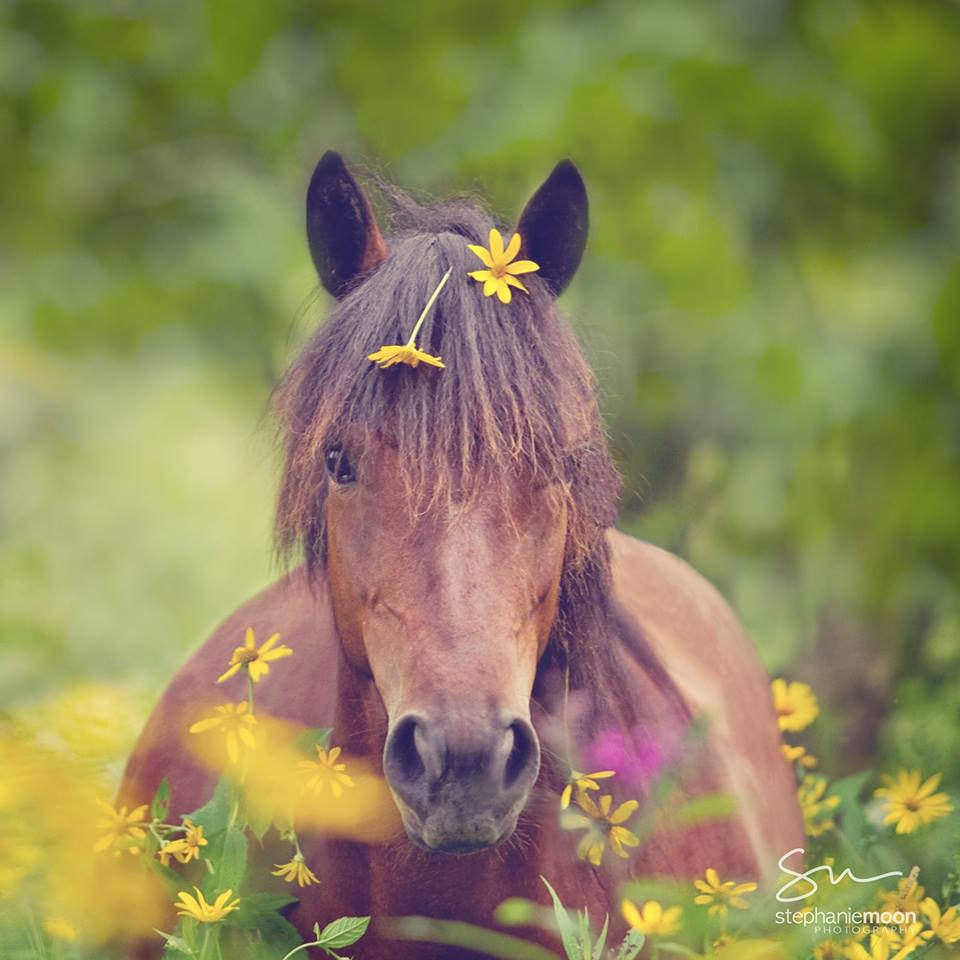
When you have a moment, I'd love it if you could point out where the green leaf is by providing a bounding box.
[831,770,872,848]
[315,916,371,949]
[186,776,238,836]
[155,928,194,956]
[294,727,333,757]
[246,803,273,843]
[214,825,248,894]
[152,777,171,822]
[540,877,580,960]
[612,929,645,960]
[672,792,736,826]
[225,892,299,930]
[592,914,608,960]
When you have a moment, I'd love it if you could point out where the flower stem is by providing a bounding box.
[405,268,451,347]
[247,672,255,714]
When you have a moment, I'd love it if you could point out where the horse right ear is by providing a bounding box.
[306,151,388,298]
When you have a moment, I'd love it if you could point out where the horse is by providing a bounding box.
[121,151,803,958]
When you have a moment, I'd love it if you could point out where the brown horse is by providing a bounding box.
[122,152,802,957]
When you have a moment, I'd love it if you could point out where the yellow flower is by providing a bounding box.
[893,922,932,958]
[217,628,293,684]
[467,229,540,304]
[781,743,817,768]
[299,745,355,798]
[369,267,450,370]
[189,702,258,764]
[798,774,841,837]
[621,898,682,936]
[877,877,925,918]
[159,818,208,866]
[921,897,960,944]
[693,868,758,917]
[771,679,820,732]
[93,800,149,854]
[43,917,78,942]
[874,769,953,834]
[814,939,844,959]
[560,769,615,809]
[175,887,240,924]
[272,854,319,888]
[564,793,640,865]
[368,343,445,369]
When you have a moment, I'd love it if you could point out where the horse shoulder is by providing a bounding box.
[120,566,338,815]
[607,528,803,878]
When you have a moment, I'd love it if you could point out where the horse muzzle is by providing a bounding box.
[382,712,540,854]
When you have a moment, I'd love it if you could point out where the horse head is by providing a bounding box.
[276,152,619,854]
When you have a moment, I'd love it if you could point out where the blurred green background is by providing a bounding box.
[3,0,959,784]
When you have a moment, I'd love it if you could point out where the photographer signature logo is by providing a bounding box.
[776,847,903,903]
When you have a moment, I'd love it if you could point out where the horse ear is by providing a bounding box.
[306,150,388,298]
[516,159,588,297]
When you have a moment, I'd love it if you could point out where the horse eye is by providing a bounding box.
[325,446,356,485]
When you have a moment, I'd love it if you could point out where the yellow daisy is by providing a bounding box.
[467,229,540,304]
[564,793,640,866]
[175,887,240,924]
[560,769,615,809]
[369,267,449,370]
[189,701,258,764]
[874,769,953,834]
[771,678,820,732]
[299,745,355,798]
[93,800,149,854]
[217,628,293,684]
[272,854,320,888]
[921,897,960,944]
[693,868,758,917]
[367,343,445,369]
[877,877,925,918]
[798,774,841,837]
[160,818,208,866]
[621,898,682,936]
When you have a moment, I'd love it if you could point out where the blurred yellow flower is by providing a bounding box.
[921,897,960,944]
[560,769,615,809]
[43,917,78,942]
[175,887,240,924]
[877,877,925,919]
[217,627,292,683]
[693,868,758,917]
[813,939,843,959]
[874,769,953,834]
[771,679,819,732]
[189,702,257,764]
[781,743,817,768]
[93,800,148,854]
[273,854,319,887]
[468,229,540,303]
[564,793,639,865]
[798,774,841,837]
[621,898,682,936]
[300,745,355,798]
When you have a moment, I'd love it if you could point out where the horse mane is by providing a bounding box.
[273,179,640,740]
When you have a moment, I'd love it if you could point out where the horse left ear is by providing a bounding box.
[306,150,388,298]
[516,159,589,297]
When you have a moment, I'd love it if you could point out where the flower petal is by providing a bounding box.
[505,259,540,275]
[488,228,504,261]
[503,232,521,262]
[467,244,494,268]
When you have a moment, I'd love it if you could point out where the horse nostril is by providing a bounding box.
[386,715,426,784]
[503,720,538,792]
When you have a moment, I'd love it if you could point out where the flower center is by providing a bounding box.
[491,262,509,278]
[235,648,258,664]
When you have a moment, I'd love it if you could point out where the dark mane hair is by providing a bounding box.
[274,182,638,742]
